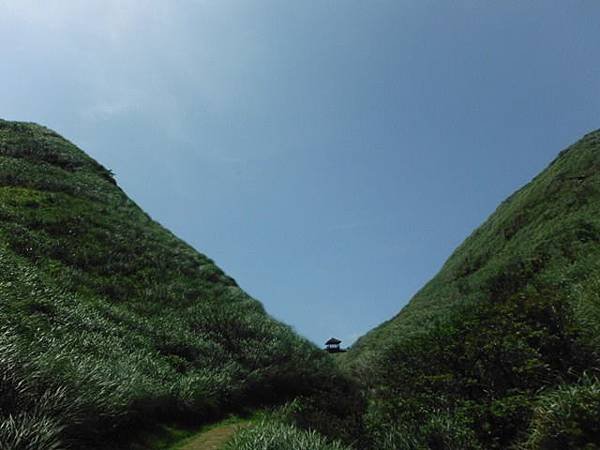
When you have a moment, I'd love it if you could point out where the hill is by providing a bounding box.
[0,120,359,449]
[346,130,600,449]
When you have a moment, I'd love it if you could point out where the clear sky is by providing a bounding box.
[1,1,599,346]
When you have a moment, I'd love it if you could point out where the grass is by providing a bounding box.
[128,425,198,450]
[4,118,599,449]
[123,415,253,450]
[345,128,600,448]
[0,120,360,449]
[224,419,352,450]
[171,416,252,450]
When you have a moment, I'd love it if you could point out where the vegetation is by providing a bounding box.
[524,376,600,449]
[2,119,600,449]
[0,120,360,448]
[346,129,600,448]
[224,417,352,450]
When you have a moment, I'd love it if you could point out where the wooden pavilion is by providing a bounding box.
[325,337,344,353]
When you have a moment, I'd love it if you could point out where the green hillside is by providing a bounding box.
[0,120,359,449]
[347,130,600,449]
[3,120,599,450]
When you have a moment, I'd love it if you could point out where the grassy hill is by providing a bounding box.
[4,120,599,450]
[0,120,360,449]
[346,129,600,449]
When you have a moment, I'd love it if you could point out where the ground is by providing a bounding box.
[172,421,249,450]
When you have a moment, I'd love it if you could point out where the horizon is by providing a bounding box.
[1,1,599,346]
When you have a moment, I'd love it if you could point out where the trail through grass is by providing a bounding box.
[171,420,251,450]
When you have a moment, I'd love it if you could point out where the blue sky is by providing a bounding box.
[1,1,599,346]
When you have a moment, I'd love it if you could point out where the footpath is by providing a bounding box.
[173,421,250,450]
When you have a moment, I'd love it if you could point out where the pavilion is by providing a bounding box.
[325,337,345,353]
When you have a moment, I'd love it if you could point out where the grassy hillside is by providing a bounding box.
[346,129,600,449]
[0,120,361,449]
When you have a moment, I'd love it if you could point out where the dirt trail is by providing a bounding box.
[176,422,249,450]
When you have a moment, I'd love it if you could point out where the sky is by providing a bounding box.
[1,1,599,346]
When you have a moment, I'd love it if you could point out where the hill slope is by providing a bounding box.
[346,129,600,449]
[0,120,355,449]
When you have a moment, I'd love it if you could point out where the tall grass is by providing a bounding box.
[524,375,600,449]
[0,330,66,450]
[347,129,600,448]
[0,120,362,447]
[224,420,352,450]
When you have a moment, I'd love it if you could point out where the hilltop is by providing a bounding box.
[0,120,360,449]
[346,129,600,448]
[3,120,599,449]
